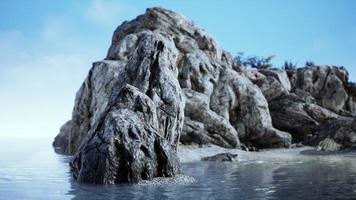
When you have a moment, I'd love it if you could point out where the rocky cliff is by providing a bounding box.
[53,7,356,184]
[250,66,356,149]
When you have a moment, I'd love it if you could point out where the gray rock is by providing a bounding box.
[211,69,291,148]
[268,93,341,142]
[317,138,342,152]
[259,68,292,92]
[54,8,192,184]
[347,97,356,113]
[267,86,356,149]
[181,89,240,148]
[293,88,316,103]
[179,64,292,148]
[334,127,356,145]
[71,86,181,184]
[289,66,350,113]
[53,120,72,154]
[244,69,267,83]
[201,153,238,162]
[255,76,289,101]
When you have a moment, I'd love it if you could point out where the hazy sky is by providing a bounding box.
[0,0,355,138]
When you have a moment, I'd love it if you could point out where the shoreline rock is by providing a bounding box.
[317,138,342,152]
[201,153,238,162]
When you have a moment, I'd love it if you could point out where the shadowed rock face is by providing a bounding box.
[70,85,181,184]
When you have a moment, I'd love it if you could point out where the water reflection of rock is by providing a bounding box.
[270,156,356,200]
[67,169,196,200]
[230,162,282,200]
[179,161,283,200]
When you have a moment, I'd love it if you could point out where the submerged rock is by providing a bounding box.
[201,153,238,162]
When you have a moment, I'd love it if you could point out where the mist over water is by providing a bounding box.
[1,139,356,200]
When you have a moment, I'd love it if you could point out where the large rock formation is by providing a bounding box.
[53,7,293,184]
[53,7,356,184]
[106,8,291,149]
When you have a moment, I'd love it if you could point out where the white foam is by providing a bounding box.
[137,174,197,186]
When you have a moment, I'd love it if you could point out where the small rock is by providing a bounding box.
[296,142,304,148]
[290,142,304,148]
[201,153,238,162]
[317,138,342,152]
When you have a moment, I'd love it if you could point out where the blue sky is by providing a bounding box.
[0,0,355,138]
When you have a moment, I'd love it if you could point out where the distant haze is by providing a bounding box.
[0,0,355,138]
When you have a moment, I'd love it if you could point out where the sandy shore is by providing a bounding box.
[177,144,339,163]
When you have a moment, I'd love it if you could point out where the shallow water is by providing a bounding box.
[1,139,356,200]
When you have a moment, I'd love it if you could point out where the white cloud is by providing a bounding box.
[0,21,96,138]
[85,0,137,27]
[0,29,92,138]
[0,52,90,139]
[0,0,137,138]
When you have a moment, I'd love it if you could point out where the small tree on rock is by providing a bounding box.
[305,61,315,67]
[235,53,275,69]
[283,61,297,70]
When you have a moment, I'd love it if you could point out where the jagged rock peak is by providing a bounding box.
[106,7,234,66]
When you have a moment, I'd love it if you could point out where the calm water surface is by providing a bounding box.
[1,139,356,200]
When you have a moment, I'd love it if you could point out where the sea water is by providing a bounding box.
[1,139,356,200]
